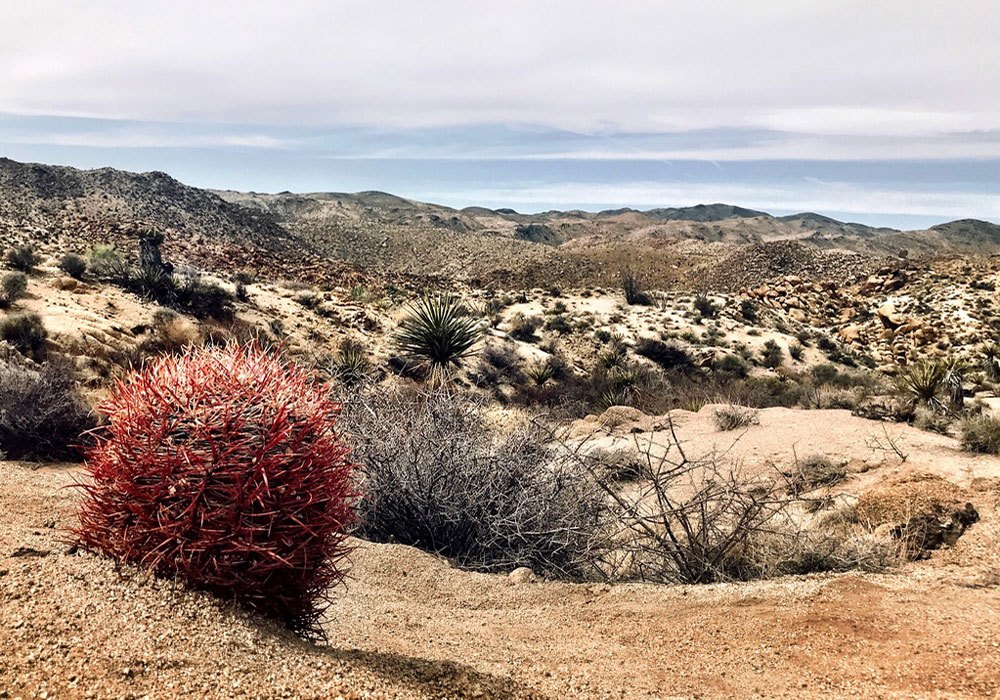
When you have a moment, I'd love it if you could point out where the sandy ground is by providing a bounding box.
[3,408,1000,699]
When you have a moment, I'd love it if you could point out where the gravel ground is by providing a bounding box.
[2,461,1000,699]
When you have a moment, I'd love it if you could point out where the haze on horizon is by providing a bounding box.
[1,1,998,229]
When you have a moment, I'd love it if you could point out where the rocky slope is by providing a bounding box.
[3,156,1000,289]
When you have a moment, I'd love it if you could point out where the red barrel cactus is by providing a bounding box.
[75,344,356,638]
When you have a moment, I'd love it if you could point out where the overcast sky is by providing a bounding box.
[1,1,998,227]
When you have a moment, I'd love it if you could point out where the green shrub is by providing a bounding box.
[635,338,693,371]
[622,269,653,306]
[395,294,484,374]
[174,275,234,321]
[0,313,47,359]
[761,340,783,369]
[693,295,717,319]
[327,338,372,385]
[739,299,758,323]
[508,313,542,342]
[6,245,38,273]
[0,272,28,307]
[714,353,749,379]
[59,253,87,279]
[788,341,804,361]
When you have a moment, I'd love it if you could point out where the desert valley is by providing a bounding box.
[1,155,1000,698]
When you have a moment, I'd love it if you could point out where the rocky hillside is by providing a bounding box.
[3,157,1000,288]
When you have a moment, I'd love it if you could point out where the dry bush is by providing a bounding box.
[0,271,28,307]
[558,422,898,582]
[0,357,95,460]
[959,414,1000,454]
[559,423,802,584]
[713,404,760,431]
[784,454,848,494]
[0,312,47,359]
[341,387,608,579]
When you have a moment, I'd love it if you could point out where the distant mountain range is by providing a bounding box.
[2,156,999,287]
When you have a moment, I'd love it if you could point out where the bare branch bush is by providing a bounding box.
[340,386,610,580]
[866,423,909,462]
[556,416,899,583]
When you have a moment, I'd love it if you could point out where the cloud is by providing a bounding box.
[0,1,997,142]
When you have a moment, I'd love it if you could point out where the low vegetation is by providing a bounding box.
[395,294,484,375]
[343,387,607,579]
[0,358,95,460]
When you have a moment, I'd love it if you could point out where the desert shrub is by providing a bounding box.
[693,295,717,319]
[74,345,356,638]
[0,272,28,307]
[396,294,484,375]
[811,363,839,385]
[544,314,573,334]
[959,415,1000,454]
[785,455,848,494]
[525,359,557,386]
[574,433,799,583]
[621,269,653,306]
[635,338,693,371]
[174,275,234,321]
[88,244,127,279]
[912,405,953,435]
[0,312,47,359]
[508,313,542,342]
[327,337,372,385]
[739,299,758,323]
[0,358,95,460]
[761,339,783,369]
[981,344,1000,383]
[134,309,200,358]
[713,404,760,431]
[713,353,749,379]
[788,341,804,361]
[343,387,608,579]
[474,342,524,387]
[59,253,87,279]
[6,245,38,272]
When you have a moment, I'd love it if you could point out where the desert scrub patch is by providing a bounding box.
[0,357,95,460]
[0,271,28,308]
[59,252,87,279]
[342,387,608,579]
[784,454,848,494]
[5,244,39,273]
[959,414,1000,454]
[0,312,47,359]
[713,404,760,431]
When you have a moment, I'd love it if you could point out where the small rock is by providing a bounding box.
[507,567,537,584]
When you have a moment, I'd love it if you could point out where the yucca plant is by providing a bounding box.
[941,357,966,409]
[395,294,485,376]
[981,343,1000,382]
[524,359,556,386]
[896,360,946,408]
[329,338,371,386]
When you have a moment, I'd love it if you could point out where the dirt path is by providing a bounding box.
[2,461,999,699]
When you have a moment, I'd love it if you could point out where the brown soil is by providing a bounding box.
[3,454,1000,700]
